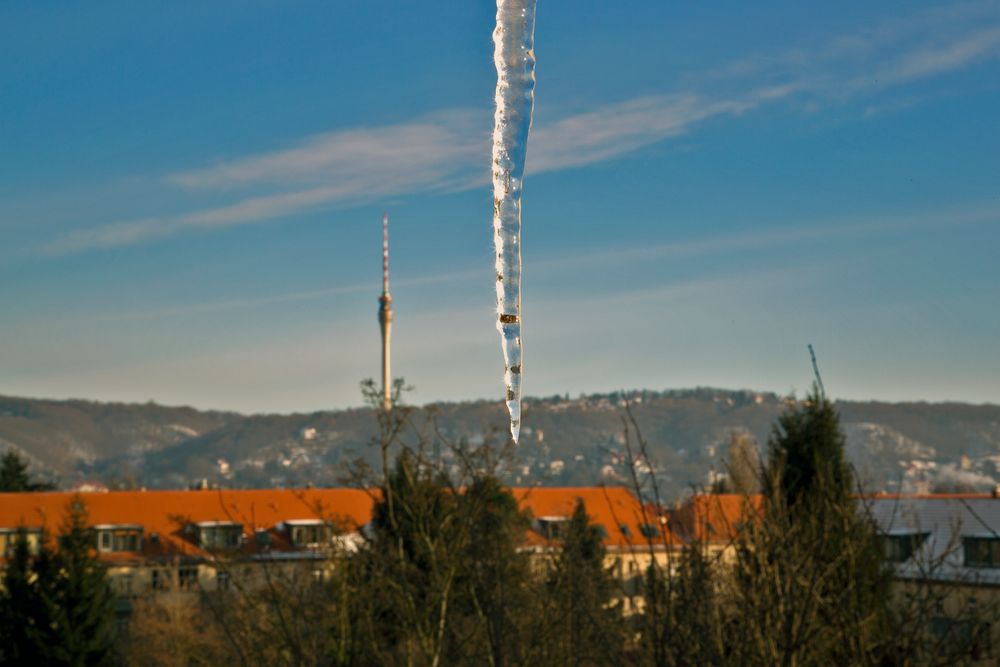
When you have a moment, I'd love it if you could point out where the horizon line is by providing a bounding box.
[2,385,997,418]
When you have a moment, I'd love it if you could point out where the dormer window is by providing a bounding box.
[881,531,929,563]
[93,525,143,553]
[964,536,1000,568]
[195,521,243,550]
[535,516,570,540]
[285,520,333,548]
[639,524,659,539]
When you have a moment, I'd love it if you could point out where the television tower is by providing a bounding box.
[378,214,392,411]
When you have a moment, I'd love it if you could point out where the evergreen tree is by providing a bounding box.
[351,452,465,666]
[0,499,118,666]
[729,386,892,665]
[370,451,460,574]
[0,450,54,492]
[541,499,625,666]
[459,476,534,667]
[0,529,55,665]
[41,498,119,667]
[764,386,851,509]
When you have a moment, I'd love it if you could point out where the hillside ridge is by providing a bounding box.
[3,388,999,499]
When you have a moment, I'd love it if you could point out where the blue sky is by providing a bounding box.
[2,1,999,413]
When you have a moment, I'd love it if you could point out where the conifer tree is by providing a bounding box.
[0,505,117,667]
[0,529,54,665]
[41,498,119,667]
[0,499,119,666]
[541,499,625,666]
[764,386,851,509]
[459,476,534,666]
[0,450,54,492]
[730,386,891,665]
[352,452,465,666]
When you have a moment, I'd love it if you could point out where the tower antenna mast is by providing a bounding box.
[378,214,393,410]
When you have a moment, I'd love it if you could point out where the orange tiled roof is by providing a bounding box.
[665,492,1000,544]
[0,488,374,563]
[668,493,763,543]
[0,485,677,562]
[514,486,679,548]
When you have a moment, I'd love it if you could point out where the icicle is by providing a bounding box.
[492,0,536,444]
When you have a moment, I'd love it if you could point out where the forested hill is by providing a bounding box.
[2,389,999,500]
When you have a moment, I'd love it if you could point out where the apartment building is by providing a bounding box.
[0,486,675,604]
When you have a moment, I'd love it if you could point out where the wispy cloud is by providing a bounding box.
[44,110,487,254]
[704,1,1000,98]
[44,2,1000,255]
[44,93,770,254]
[871,24,1000,87]
[169,109,483,191]
[526,91,789,173]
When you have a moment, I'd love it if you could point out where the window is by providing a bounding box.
[973,622,992,660]
[178,566,199,590]
[929,617,974,644]
[535,517,570,541]
[639,524,659,539]
[196,523,243,550]
[0,528,42,557]
[94,526,143,553]
[964,537,1000,568]
[116,574,133,596]
[115,532,140,552]
[255,530,272,548]
[619,524,632,538]
[288,522,332,548]
[216,571,230,592]
[151,569,171,591]
[881,532,929,563]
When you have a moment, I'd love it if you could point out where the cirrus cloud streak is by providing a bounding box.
[43,1,1000,255]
